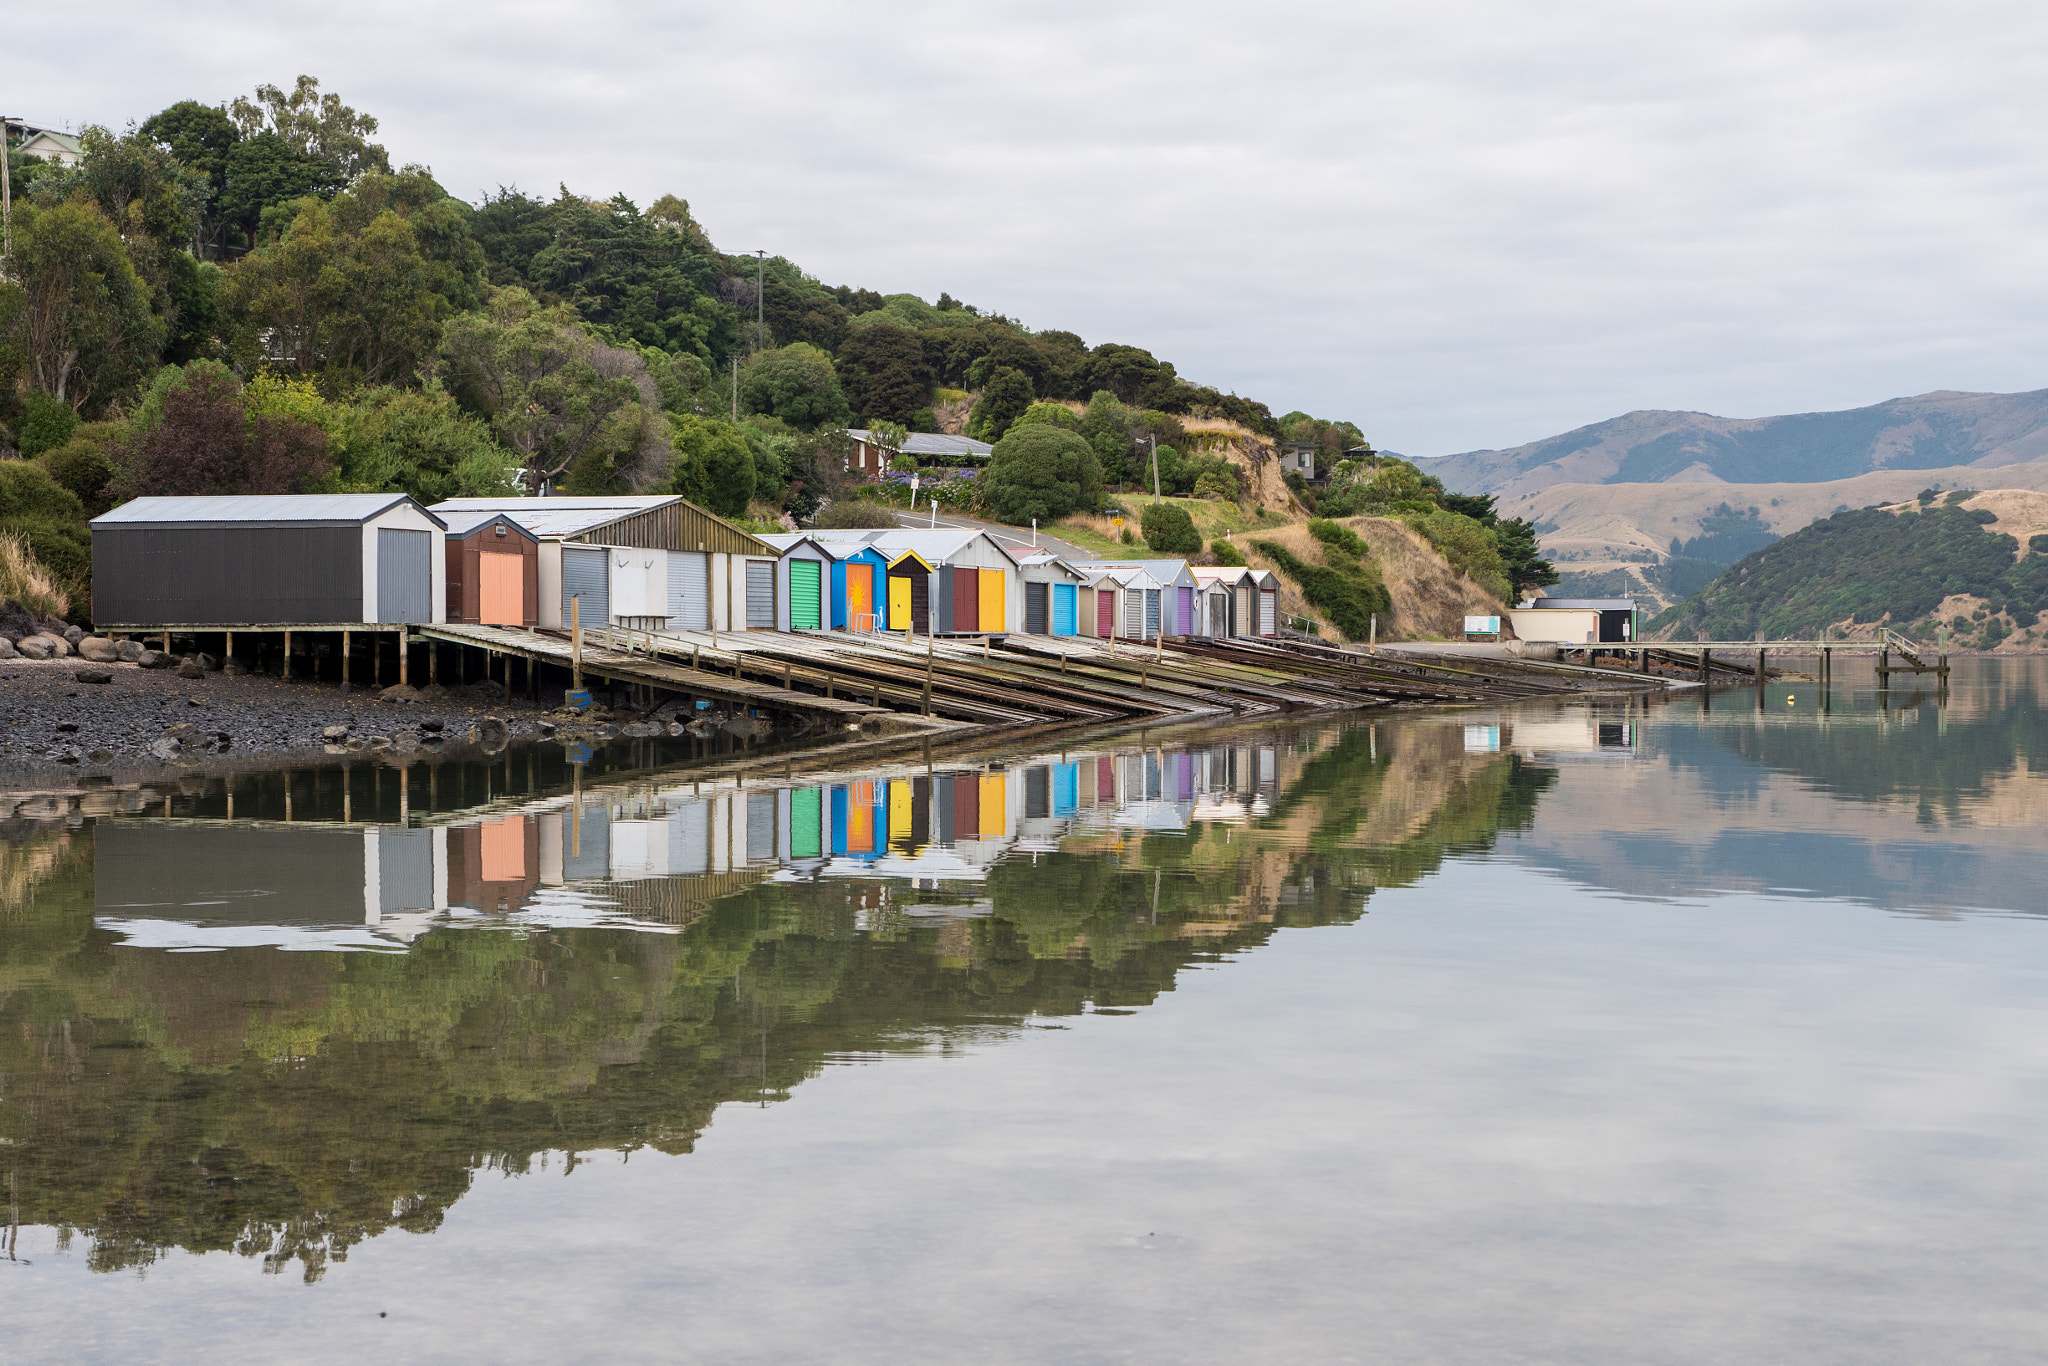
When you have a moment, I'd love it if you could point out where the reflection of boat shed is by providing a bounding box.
[431,496,777,632]
[1508,596,1637,644]
[91,494,447,627]
[440,509,539,627]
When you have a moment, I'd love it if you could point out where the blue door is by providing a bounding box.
[1051,582,1076,636]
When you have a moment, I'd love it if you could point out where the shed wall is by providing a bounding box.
[93,525,364,625]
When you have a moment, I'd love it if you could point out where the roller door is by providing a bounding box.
[790,788,823,858]
[1144,588,1160,640]
[376,528,431,623]
[562,546,609,627]
[1125,587,1146,639]
[1052,583,1075,635]
[1259,589,1277,635]
[668,551,709,630]
[789,559,822,630]
[745,560,775,628]
[1025,582,1048,634]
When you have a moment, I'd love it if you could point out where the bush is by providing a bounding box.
[1011,401,1081,433]
[739,344,851,430]
[17,392,78,459]
[34,421,124,518]
[1403,509,1509,602]
[1308,518,1367,559]
[982,425,1102,525]
[1252,538,1389,642]
[1121,527,1136,545]
[1211,538,1246,567]
[814,499,898,529]
[666,414,756,517]
[0,463,90,616]
[1140,503,1202,555]
[968,366,1034,442]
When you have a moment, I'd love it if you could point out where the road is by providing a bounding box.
[888,508,1098,564]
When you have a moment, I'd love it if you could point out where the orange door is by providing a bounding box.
[480,815,528,882]
[479,551,524,626]
[847,562,873,629]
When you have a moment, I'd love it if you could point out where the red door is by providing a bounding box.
[1096,589,1115,637]
[952,566,979,631]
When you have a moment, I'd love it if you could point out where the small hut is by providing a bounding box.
[1015,554,1089,635]
[442,509,540,627]
[1089,559,1199,636]
[758,533,834,632]
[886,550,933,633]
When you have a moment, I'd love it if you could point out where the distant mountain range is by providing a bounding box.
[1415,388,2048,499]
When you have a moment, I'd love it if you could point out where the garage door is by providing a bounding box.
[745,561,775,629]
[1125,587,1146,639]
[668,551,709,630]
[1259,589,1277,635]
[1097,589,1115,638]
[1177,585,1193,636]
[1052,582,1075,635]
[1025,582,1048,634]
[562,546,608,627]
[376,528,431,623]
[789,559,821,630]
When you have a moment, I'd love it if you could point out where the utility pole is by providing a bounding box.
[731,356,738,421]
[1137,432,1160,502]
[752,249,768,352]
[0,117,16,279]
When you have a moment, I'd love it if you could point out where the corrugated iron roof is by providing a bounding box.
[92,494,434,526]
[438,508,540,539]
[806,527,1021,567]
[1088,558,1199,584]
[847,430,995,460]
[431,496,679,538]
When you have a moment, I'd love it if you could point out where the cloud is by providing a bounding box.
[15,0,2048,452]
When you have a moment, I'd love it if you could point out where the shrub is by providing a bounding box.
[982,424,1102,525]
[16,392,78,459]
[738,343,851,431]
[1121,527,1136,544]
[1403,509,1510,602]
[1211,538,1246,567]
[968,366,1034,442]
[0,463,90,616]
[1011,401,1081,432]
[1139,503,1202,554]
[34,421,124,518]
[1308,518,1367,559]
[814,499,899,529]
[0,530,71,620]
[1252,538,1390,642]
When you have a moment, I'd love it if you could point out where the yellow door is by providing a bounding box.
[979,569,1004,632]
[889,575,912,630]
[888,779,913,847]
[978,772,1007,838]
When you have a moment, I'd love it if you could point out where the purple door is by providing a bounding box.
[1177,585,1193,636]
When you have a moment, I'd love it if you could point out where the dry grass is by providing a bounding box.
[0,530,70,619]
[1232,517,1500,641]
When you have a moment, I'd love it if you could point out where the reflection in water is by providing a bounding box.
[2,657,2046,1357]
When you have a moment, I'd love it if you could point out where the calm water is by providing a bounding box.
[4,659,2046,1364]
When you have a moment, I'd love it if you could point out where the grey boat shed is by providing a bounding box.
[91,494,448,628]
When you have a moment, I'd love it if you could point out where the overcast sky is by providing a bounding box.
[15,0,2048,453]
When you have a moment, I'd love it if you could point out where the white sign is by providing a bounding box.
[1464,615,1501,634]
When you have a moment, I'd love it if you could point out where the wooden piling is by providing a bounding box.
[283,629,292,680]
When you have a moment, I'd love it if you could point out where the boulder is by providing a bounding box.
[324,742,350,755]
[176,659,205,679]
[38,634,71,657]
[87,748,114,764]
[380,683,420,702]
[63,625,83,644]
[367,735,393,750]
[413,683,449,701]
[221,659,249,676]
[56,722,78,733]
[418,719,445,733]
[321,724,351,740]
[146,735,185,762]
[77,636,119,662]
[194,652,218,671]
[536,720,557,738]
[116,639,145,663]
[391,730,419,753]
[0,637,17,660]
[16,637,53,660]
[136,650,172,669]
[74,669,113,685]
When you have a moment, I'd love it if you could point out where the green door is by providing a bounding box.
[790,559,822,630]
[791,787,822,858]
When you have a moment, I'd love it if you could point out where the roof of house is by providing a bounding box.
[1014,553,1088,580]
[805,527,1023,568]
[93,494,440,527]
[438,508,540,539]
[1521,597,1637,611]
[1087,558,1199,585]
[427,495,752,545]
[1191,566,1254,584]
[847,430,995,461]
[16,128,80,158]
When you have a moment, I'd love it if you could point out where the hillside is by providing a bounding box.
[1417,389,2048,499]
[1648,490,2048,651]
[1504,457,2048,609]
[1239,517,1505,643]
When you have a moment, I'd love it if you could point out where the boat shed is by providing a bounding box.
[1084,564,1160,640]
[1508,596,1637,645]
[826,543,891,631]
[430,496,776,633]
[756,533,834,632]
[1192,574,1234,638]
[1088,560,1200,636]
[884,550,933,632]
[809,528,1023,634]
[1015,554,1090,635]
[441,509,540,628]
[1193,567,1257,639]
[91,494,447,627]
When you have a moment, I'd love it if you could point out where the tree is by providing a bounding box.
[438,291,643,495]
[335,387,519,503]
[982,425,1102,526]
[738,343,850,430]
[507,190,734,359]
[229,76,390,184]
[1495,516,1559,600]
[218,131,336,247]
[5,200,161,413]
[1140,503,1202,555]
[106,365,331,499]
[222,171,485,385]
[666,414,755,516]
[1080,390,1136,485]
[835,322,931,423]
[33,421,124,519]
[1081,343,1168,403]
[17,391,78,458]
[968,365,1033,441]
[140,101,242,255]
[1010,401,1081,432]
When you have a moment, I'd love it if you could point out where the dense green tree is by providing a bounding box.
[835,322,931,423]
[1009,400,1081,432]
[223,171,484,385]
[1139,503,1202,554]
[437,290,643,495]
[335,387,519,503]
[218,131,336,246]
[1494,517,1558,600]
[1080,390,1137,485]
[228,75,390,183]
[16,391,78,458]
[139,101,242,254]
[982,424,1102,525]
[1081,343,1169,403]
[667,414,756,516]
[738,343,850,430]
[968,365,1033,441]
[33,421,123,519]
[4,200,162,414]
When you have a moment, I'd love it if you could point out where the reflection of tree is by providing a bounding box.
[0,720,1561,1281]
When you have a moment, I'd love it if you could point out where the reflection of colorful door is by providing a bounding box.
[849,780,877,851]
[479,553,524,626]
[978,772,1007,837]
[1054,763,1078,814]
[952,772,978,839]
[979,569,1004,632]
[889,575,912,630]
[848,563,874,629]
[888,780,913,847]
[481,815,527,882]
[792,787,822,858]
